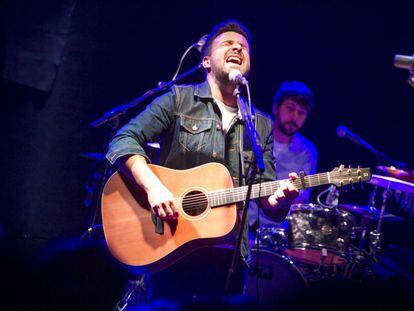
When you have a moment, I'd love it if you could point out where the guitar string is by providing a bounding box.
[180,171,359,205]
[180,171,362,207]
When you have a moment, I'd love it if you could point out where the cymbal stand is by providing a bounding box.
[352,185,379,252]
[113,274,147,311]
[369,185,377,208]
[369,186,391,256]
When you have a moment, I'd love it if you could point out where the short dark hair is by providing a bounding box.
[201,19,251,57]
[273,81,314,112]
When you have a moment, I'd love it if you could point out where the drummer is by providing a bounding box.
[248,81,318,230]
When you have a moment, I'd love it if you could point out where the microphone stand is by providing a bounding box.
[348,133,406,169]
[225,82,265,294]
[90,63,202,128]
[85,64,203,235]
[82,116,120,239]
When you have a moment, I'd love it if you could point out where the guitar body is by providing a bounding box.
[102,162,237,273]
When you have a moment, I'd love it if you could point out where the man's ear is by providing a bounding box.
[202,56,211,70]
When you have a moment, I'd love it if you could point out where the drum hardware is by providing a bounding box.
[337,172,413,280]
[369,185,377,207]
[252,167,414,286]
[368,187,392,256]
[255,226,287,251]
[113,275,147,311]
[253,170,413,287]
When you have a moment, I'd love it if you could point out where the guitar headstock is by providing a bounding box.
[329,165,371,187]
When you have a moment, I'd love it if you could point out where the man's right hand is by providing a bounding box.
[116,154,180,221]
[147,185,179,220]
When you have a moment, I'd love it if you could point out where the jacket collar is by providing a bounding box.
[194,81,213,100]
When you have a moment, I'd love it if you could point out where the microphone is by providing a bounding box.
[394,54,414,70]
[337,125,378,152]
[192,34,209,52]
[394,54,414,88]
[336,125,353,138]
[228,69,248,85]
[336,125,365,146]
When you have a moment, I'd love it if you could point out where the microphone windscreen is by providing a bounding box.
[336,125,348,138]
[195,34,209,53]
[394,54,414,70]
[228,69,242,82]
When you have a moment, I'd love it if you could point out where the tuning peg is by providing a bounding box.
[356,166,361,177]
[338,164,345,173]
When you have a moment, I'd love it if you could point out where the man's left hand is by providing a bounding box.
[267,173,299,207]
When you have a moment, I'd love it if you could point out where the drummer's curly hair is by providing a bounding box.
[200,19,251,58]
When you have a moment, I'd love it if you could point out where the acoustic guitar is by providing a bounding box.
[101,162,370,272]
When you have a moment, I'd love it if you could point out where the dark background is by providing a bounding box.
[0,1,413,309]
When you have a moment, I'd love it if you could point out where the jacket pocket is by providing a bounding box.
[178,116,212,152]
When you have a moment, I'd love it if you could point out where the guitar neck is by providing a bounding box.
[208,172,332,207]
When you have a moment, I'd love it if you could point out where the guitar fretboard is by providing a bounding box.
[207,172,333,207]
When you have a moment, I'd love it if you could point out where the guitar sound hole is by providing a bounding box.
[182,190,208,216]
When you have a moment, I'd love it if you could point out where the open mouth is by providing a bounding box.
[226,55,242,65]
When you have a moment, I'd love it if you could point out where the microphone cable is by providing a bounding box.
[171,34,208,80]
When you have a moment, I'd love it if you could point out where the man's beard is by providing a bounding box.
[213,67,231,84]
[212,62,247,85]
[276,116,298,137]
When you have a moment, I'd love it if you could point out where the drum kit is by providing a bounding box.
[246,166,414,303]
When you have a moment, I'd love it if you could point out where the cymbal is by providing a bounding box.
[339,203,380,218]
[376,166,414,183]
[339,204,401,224]
[79,152,106,161]
[369,174,414,193]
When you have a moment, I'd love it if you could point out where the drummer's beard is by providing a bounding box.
[276,115,299,137]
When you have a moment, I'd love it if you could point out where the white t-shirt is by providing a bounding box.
[214,97,239,133]
[273,141,289,160]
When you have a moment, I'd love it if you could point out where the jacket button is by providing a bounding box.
[216,124,221,131]
[212,152,217,158]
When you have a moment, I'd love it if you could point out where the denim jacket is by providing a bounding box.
[106,81,276,262]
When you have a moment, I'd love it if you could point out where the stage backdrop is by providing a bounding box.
[0,0,413,259]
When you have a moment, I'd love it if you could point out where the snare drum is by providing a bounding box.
[283,204,355,266]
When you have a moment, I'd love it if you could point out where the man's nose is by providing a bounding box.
[231,43,242,51]
[289,109,299,119]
